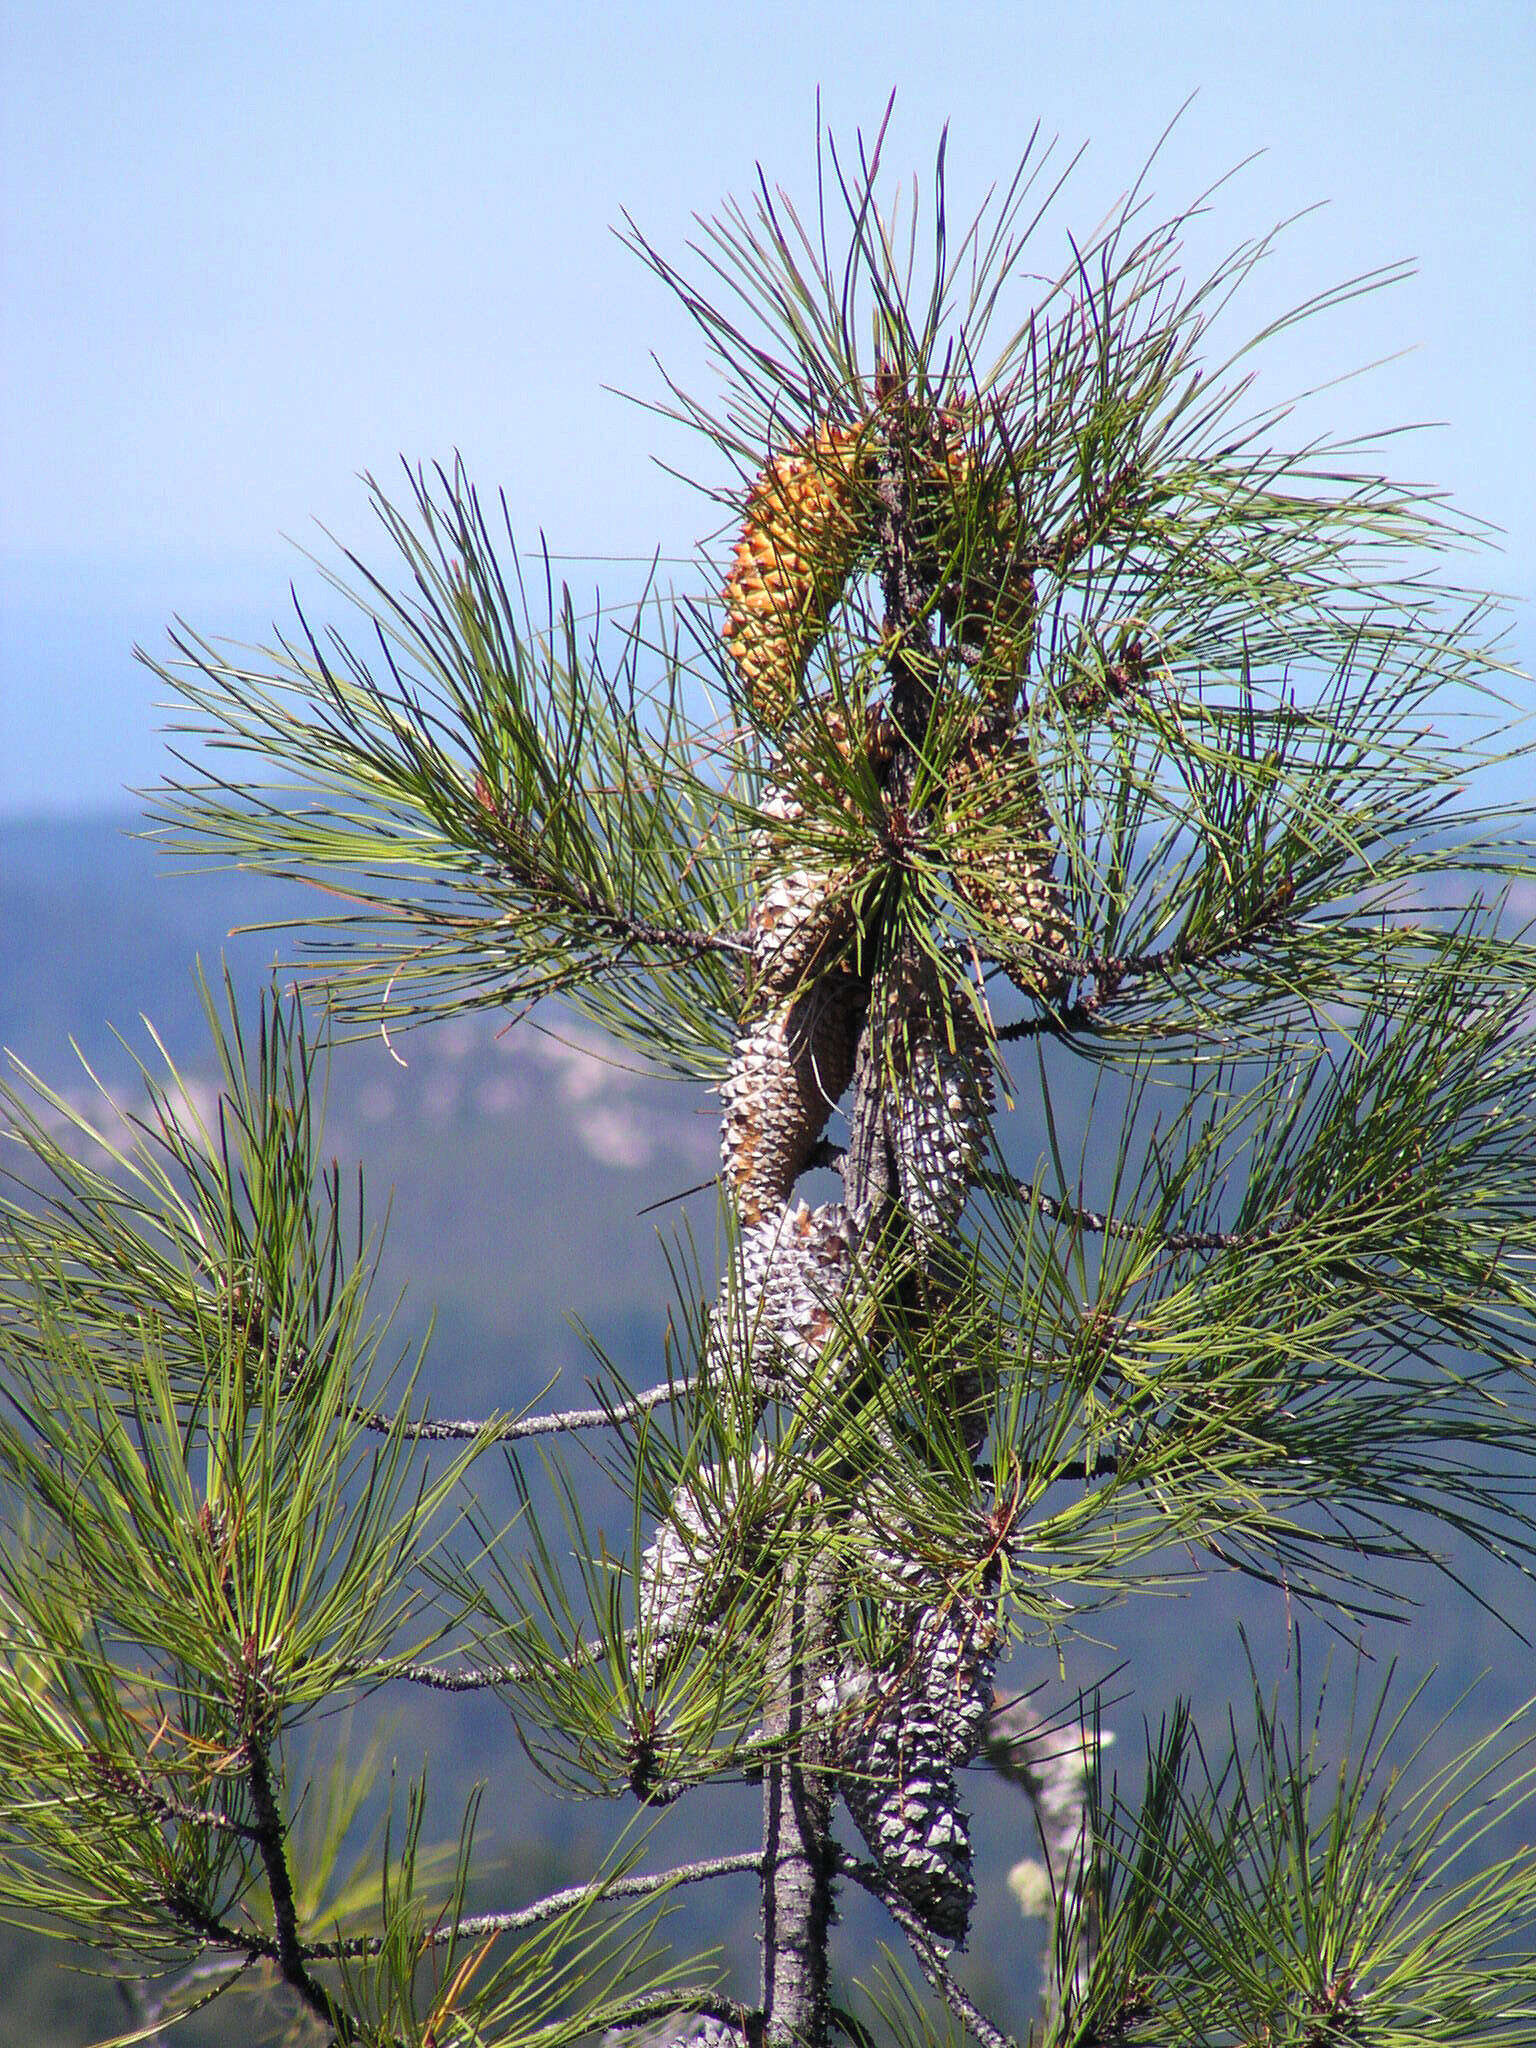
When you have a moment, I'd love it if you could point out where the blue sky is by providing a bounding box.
[3,0,1531,814]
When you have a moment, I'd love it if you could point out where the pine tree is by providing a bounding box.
[4,112,1536,2047]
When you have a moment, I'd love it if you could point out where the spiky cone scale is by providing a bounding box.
[709,1200,861,1399]
[820,1584,1001,1947]
[723,422,869,730]
[747,853,855,996]
[661,2021,748,2048]
[603,2018,747,2048]
[746,779,841,997]
[944,727,1072,996]
[881,957,995,1249]
[719,975,864,1226]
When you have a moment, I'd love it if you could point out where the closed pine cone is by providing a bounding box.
[747,833,854,994]
[745,705,893,993]
[638,1447,772,1662]
[723,422,869,729]
[719,974,864,1226]
[945,725,1071,994]
[712,1200,862,1397]
[880,956,994,1248]
[820,1568,1001,1947]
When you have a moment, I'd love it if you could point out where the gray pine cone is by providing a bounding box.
[663,2018,748,2048]
[821,1581,1000,1946]
[638,1449,771,1659]
[710,1200,862,1397]
[747,784,853,993]
[882,961,994,1249]
[610,2012,748,2048]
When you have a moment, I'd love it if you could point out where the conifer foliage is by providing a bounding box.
[4,112,1536,2047]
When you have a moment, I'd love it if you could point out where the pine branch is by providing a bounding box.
[309,1852,765,1960]
[95,1762,262,1844]
[8,116,1535,2048]
[834,1852,1018,2048]
[243,1730,352,2039]
[1017,1178,1281,1255]
[760,1547,838,2048]
[526,866,750,962]
[347,1652,544,1692]
[351,1376,690,1444]
[164,1892,281,1968]
[601,1988,753,2037]
[998,888,1300,1041]
[1015,461,1148,582]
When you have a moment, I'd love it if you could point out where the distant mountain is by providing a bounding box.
[2,815,722,1381]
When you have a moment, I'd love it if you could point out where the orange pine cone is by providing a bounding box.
[723,423,869,728]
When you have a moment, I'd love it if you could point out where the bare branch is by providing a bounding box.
[760,1548,838,2048]
[243,1731,353,2039]
[347,1653,536,1692]
[1047,1452,1121,1484]
[164,1891,280,1968]
[309,1851,765,1961]
[352,1376,692,1444]
[833,1852,1018,2048]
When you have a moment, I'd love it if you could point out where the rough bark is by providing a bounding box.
[760,1549,837,2048]
[758,976,905,2044]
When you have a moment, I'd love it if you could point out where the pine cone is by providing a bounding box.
[617,2014,748,2048]
[638,1448,770,1659]
[711,1200,861,1396]
[719,976,863,1226]
[723,423,869,729]
[747,838,854,993]
[822,1580,1000,1947]
[944,728,1071,995]
[745,707,890,993]
[882,958,994,1248]
[662,2019,748,2048]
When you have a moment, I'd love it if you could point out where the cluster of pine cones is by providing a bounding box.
[646,404,1071,1956]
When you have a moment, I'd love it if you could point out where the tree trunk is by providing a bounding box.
[758,378,941,2047]
[760,1548,836,2048]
